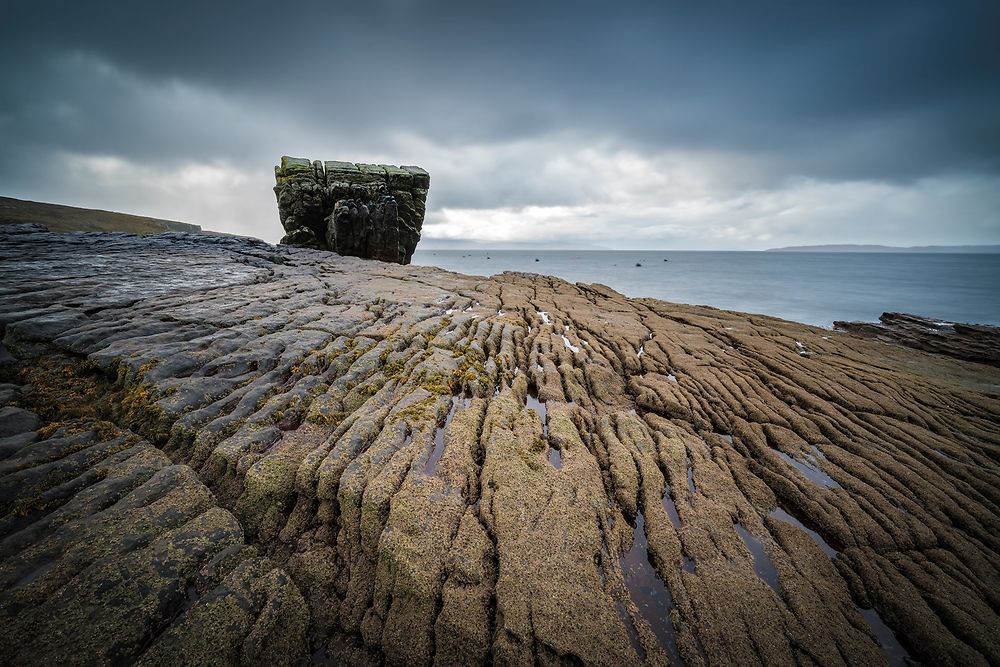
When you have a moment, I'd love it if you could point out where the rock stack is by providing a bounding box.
[274,156,429,264]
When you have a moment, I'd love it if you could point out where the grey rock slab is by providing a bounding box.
[0,406,39,437]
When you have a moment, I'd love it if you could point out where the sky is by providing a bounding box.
[1,0,998,249]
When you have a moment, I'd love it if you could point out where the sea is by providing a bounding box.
[411,249,1000,328]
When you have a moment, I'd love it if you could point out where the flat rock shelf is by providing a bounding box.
[1,223,998,667]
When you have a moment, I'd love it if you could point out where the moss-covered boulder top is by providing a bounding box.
[1,223,998,667]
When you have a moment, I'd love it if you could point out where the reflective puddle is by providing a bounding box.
[662,483,683,530]
[768,507,840,558]
[525,385,548,438]
[861,607,911,666]
[621,512,683,665]
[547,446,563,469]
[424,395,464,474]
[560,334,580,353]
[735,523,780,594]
[776,450,841,489]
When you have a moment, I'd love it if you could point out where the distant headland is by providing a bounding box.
[766,243,1000,253]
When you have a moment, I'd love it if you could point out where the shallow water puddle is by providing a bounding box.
[735,523,780,594]
[861,607,911,666]
[776,450,841,489]
[525,386,548,438]
[621,512,683,664]
[768,507,839,558]
[424,396,464,474]
[662,483,682,530]
[686,461,697,494]
[547,446,562,469]
[560,334,580,353]
[681,554,696,574]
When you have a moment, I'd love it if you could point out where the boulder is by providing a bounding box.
[273,156,429,264]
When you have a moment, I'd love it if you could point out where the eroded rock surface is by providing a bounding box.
[834,312,1000,368]
[1,223,998,666]
[274,156,428,264]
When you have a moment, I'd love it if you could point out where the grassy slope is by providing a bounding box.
[0,196,204,235]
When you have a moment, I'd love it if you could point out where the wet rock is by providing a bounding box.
[834,311,1000,367]
[274,156,429,264]
[1,227,998,666]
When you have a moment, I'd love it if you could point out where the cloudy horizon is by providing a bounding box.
[2,1,998,249]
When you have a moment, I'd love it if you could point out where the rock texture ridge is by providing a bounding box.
[274,156,429,264]
[834,312,1000,368]
[1,224,999,667]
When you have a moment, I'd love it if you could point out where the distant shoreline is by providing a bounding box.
[420,246,1000,254]
[764,243,1000,254]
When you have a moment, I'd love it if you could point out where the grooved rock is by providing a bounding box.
[834,311,1000,368]
[274,156,428,264]
[2,223,999,666]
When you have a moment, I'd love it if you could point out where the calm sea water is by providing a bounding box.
[411,250,1000,328]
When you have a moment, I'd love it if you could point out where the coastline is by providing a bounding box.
[412,248,1000,329]
[1,225,998,666]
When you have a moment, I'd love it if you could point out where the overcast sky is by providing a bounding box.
[1,1,998,249]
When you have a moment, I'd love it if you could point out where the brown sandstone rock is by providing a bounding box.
[1,224,998,666]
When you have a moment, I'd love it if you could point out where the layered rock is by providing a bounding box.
[834,312,1000,368]
[2,223,999,666]
[274,156,429,264]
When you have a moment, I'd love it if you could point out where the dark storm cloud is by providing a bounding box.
[0,0,997,245]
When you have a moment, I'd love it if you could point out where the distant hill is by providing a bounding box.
[766,243,1000,254]
[0,197,204,235]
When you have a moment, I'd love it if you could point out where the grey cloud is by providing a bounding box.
[0,0,997,246]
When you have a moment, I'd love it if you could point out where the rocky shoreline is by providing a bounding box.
[833,312,1000,369]
[1,224,998,666]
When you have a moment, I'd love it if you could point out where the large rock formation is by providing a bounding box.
[274,156,429,264]
[834,312,1000,368]
[2,223,999,666]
